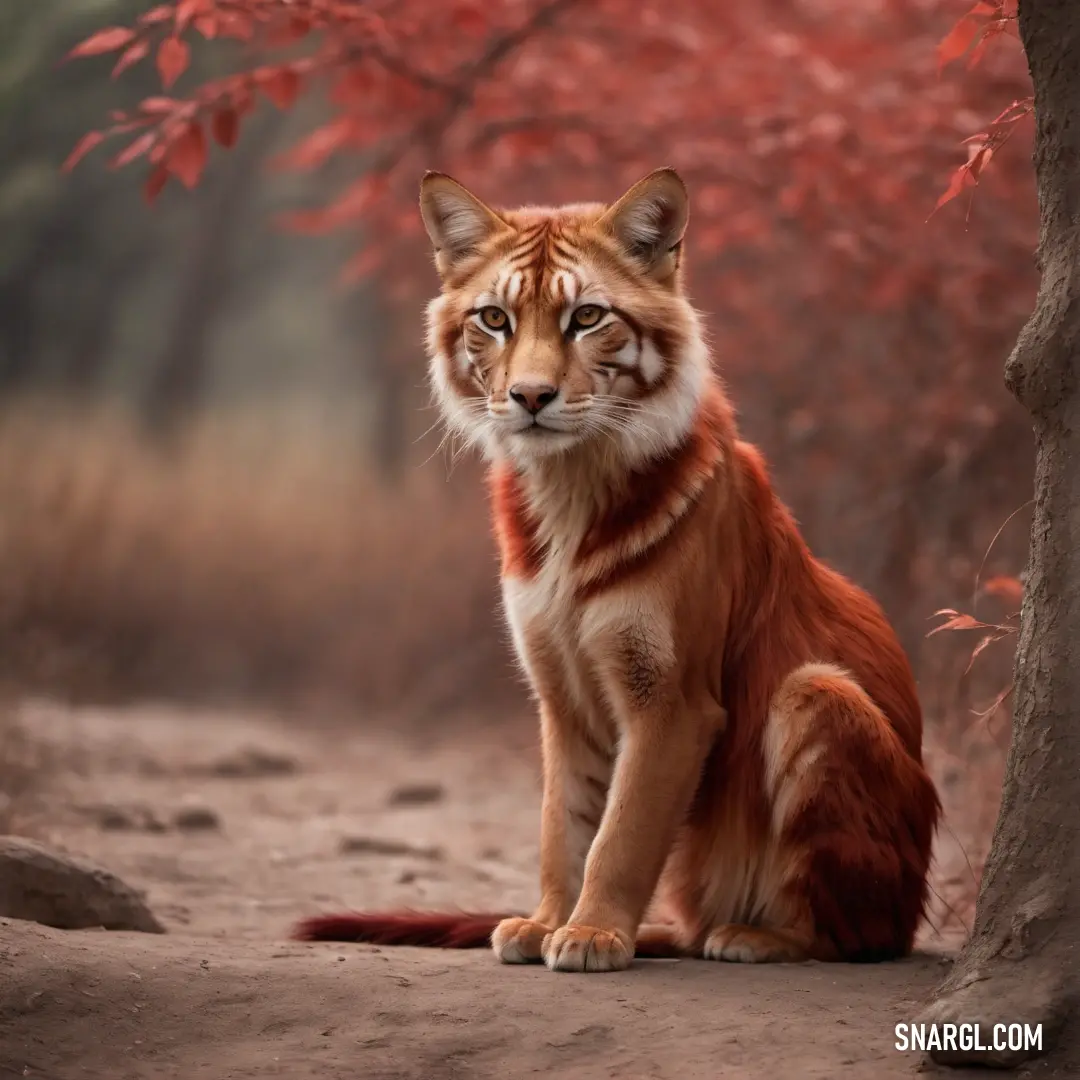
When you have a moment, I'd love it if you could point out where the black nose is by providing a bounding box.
[509,383,558,415]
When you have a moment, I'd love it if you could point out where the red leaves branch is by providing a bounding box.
[66,27,139,58]
[934,0,1030,213]
[936,0,1017,70]
[63,0,583,223]
[157,37,192,89]
[63,0,1034,291]
[61,0,333,196]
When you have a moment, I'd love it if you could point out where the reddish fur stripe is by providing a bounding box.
[577,390,726,562]
[489,464,544,579]
[292,911,513,948]
[292,912,685,958]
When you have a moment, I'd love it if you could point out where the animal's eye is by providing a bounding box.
[571,305,604,330]
[479,306,509,331]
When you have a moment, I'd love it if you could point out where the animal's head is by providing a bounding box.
[421,168,711,468]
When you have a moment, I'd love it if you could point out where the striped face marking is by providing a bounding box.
[422,170,709,466]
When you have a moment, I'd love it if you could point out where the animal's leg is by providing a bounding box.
[543,694,713,973]
[702,663,938,964]
[493,701,612,963]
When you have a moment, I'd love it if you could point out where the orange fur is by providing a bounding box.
[291,169,941,972]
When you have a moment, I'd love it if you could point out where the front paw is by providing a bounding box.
[542,924,633,973]
[492,917,551,964]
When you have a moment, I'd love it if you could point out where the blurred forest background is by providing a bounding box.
[0,0,1035,805]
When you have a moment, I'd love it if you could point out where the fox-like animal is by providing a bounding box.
[293,168,941,972]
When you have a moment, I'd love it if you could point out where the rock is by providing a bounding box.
[0,836,164,933]
[337,836,444,860]
[172,805,221,832]
[198,748,299,779]
[91,804,167,833]
[387,782,446,808]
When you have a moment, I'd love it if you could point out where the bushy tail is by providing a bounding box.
[633,923,685,958]
[292,911,512,948]
[291,910,685,957]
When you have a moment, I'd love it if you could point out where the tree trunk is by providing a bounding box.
[918,0,1080,1068]
[346,287,412,482]
[142,112,281,440]
[62,250,146,396]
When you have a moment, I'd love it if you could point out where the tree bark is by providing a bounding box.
[918,0,1080,1068]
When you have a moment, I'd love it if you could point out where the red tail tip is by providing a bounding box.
[291,910,513,949]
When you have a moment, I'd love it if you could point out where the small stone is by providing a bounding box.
[387,783,446,807]
[337,836,443,860]
[0,836,164,933]
[172,806,221,832]
[94,805,167,834]
[97,807,137,831]
[199,748,299,779]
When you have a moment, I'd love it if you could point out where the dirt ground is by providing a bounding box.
[0,698,1002,1080]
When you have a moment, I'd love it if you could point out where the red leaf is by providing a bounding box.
[218,12,255,41]
[165,121,208,188]
[62,130,106,172]
[963,632,1013,675]
[931,162,976,214]
[982,575,1024,604]
[322,174,387,228]
[211,107,239,148]
[289,15,314,39]
[330,67,378,106]
[281,208,334,235]
[175,0,207,33]
[67,27,137,60]
[452,7,489,36]
[968,143,995,182]
[194,14,219,39]
[145,164,170,204]
[157,36,190,90]
[110,130,157,168]
[140,96,180,116]
[927,613,984,637]
[937,15,982,70]
[265,14,313,46]
[274,116,353,171]
[991,98,1034,126]
[283,178,385,232]
[231,84,257,117]
[258,68,302,110]
[112,39,150,79]
[138,6,174,27]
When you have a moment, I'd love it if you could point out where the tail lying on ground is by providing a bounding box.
[292,911,512,948]
[633,925,685,958]
[290,910,685,958]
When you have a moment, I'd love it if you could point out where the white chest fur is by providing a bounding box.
[502,556,594,710]
[501,546,674,742]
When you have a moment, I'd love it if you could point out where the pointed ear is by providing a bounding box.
[597,168,688,279]
[419,172,508,276]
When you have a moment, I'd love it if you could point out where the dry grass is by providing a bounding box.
[0,400,510,713]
